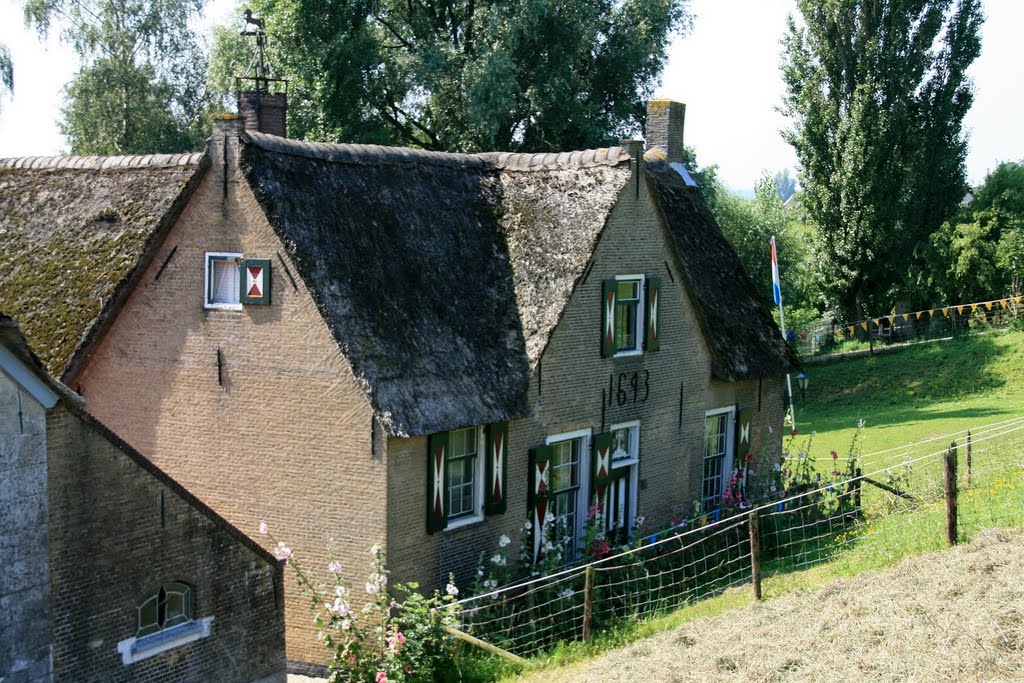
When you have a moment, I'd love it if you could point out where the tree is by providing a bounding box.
[209,0,691,152]
[773,168,796,203]
[25,0,211,154]
[781,0,983,322]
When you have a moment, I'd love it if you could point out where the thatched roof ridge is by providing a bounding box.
[0,153,209,379]
[0,152,204,171]
[645,162,799,381]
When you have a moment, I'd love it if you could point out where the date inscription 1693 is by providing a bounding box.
[606,370,650,407]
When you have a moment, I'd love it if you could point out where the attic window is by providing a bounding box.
[205,252,242,309]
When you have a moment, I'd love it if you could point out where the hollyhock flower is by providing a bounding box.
[375,672,388,683]
[446,583,459,597]
[341,618,351,631]
[259,521,268,535]
[366,582,378,595]
[327,560,343,574]
[635,515,646,527]
[831,450,838,460]
[499,534,511,548]
[377,574,388,586]
[274,542,292,560]
[334,585,347,597]
[370,544,380,556]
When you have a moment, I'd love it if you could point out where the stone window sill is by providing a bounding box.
[116,616,213,665]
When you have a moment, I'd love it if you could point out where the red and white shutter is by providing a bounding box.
[485,422,508,515]
[601,279,617,357]
[644,277,661,351]
[239,258,272,305]
[426,432,449,534]
[591,432,613,517]
[528,445,553,563]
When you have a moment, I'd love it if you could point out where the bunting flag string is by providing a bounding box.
[835,295,1022,339]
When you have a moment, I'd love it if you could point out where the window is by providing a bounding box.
[606,422,640,542]
[205,252,242,309]
[117,582,213,665]
[447,426,481,522]
[702,409,736,513]
[427,425,496,533]
[539,429,591,562]
[601,275,660,357]
[137,582,192,637]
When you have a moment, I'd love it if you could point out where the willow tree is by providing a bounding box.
[210,0,691,152]
[781,0,983,321]
[25,0,210,154]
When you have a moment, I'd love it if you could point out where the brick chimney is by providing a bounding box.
[645,99,685,164]
[237,83,288,138]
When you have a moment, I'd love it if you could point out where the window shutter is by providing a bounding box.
[527,445,553,563]
[426,432,449,534]
[644,277,661,351]
[591,432,613,517]
[484,422,508,515]
[240,258,272,305]
[601,279,618,357]
[736,408,753,461]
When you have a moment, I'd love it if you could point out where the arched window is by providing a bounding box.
[137,582,193,637]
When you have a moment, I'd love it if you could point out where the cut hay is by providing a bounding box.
[523,529,1024,682]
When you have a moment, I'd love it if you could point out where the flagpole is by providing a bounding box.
[771,236,797,432]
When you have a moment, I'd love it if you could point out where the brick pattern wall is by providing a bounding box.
[73,133,383,665]
[0,372,53,683]
[388,164,788,590]
[45,403,284,682]
[645,100,686,163]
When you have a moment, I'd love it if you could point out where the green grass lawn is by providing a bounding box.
[795,327,1024,470]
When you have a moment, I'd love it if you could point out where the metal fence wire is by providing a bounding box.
[454,417,1024,658]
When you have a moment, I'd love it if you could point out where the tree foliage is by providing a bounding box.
[210,0,691,151]
[25,0,210,154]
[0,43,12,108]
[772,168,797,203]
[922,162,1024,301]
[781,0,983,322]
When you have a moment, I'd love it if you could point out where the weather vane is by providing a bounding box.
[240,8,269,85]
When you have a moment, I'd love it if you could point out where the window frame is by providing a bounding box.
[544,428,592,561]
[613,274,646,357]
[607,420,640,538]
[444,426,486,530]
[204,252,243,310]
[116,582,212,665]
[701,407,736,513]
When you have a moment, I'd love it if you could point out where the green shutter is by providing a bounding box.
[426,432,449,534]
[736,408,753,461]
[644,277,661,351]
[527,445,553,563]
[591,432,614,517]
[485,422,508,515]
[601,279,618,357]
[239,258,272,305]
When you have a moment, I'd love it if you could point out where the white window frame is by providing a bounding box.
[545,428,592,561]
[607,420,640,537]
[204,252,243,310]
[445,426,486,530]
[701,407,736,513]
[613,274,646,357]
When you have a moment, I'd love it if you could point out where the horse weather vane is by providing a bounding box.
[241,8,270,84]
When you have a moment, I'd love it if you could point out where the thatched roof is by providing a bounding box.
[0,153,207,379]
[645,161,799,381]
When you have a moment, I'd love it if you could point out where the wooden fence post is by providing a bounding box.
[966,430,972,486]
[945,442,959,546]
[582,565,595,642]
[749,510,762,601]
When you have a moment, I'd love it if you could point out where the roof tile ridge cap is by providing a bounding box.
[247,135,487,169]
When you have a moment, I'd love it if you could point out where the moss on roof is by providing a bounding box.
[0,154,207,378]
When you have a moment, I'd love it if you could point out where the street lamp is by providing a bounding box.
[797,373,810,401]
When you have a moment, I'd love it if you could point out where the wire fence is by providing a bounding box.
[454,417,1024,658]
[791,294,1022,355]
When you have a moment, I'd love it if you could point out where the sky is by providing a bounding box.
[0,0,1021,191]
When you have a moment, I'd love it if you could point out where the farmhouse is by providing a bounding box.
[0,315,285,682]
[0,99,796,667]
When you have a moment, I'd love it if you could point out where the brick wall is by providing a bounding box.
[0,371,53,682]
[73,132,383,665]
[387,163,788,590]
[45,403,284,682]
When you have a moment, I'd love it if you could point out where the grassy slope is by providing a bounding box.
[796,328,1024,466]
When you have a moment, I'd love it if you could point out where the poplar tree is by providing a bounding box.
[781,0,983,321]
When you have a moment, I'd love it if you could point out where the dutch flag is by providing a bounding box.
[770,236,782,306]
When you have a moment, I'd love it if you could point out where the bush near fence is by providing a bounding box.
[455,417,1024,658]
